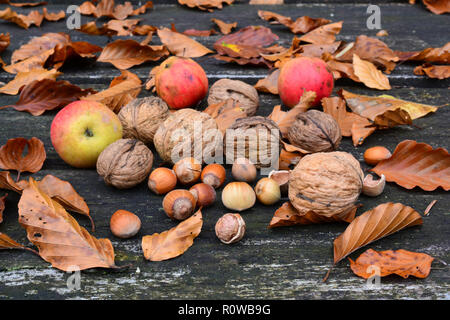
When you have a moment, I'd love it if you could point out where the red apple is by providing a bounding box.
[155,56,208,109]
[51,100,123,168]
[278,57,334,107]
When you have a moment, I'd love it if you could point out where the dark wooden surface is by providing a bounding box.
[0,1,449,300]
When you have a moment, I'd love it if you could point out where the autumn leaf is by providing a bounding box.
[79,0,153,20]
[18,178,117,271]
[394,42,449,64]
[0,68,62,95]
[0,232,36,254]
[204,99,247,133]
[258,10,330,34]
[298,21,343,45]
[254,69,279,94]
[42,7,65,21]
[352,54,391,90]
[422,0,450,14]
[340,89,438,127]
[12,33,70,64]
[371,140,450,191]
[250,0,284,4]
[0,194,6,223]
[0,7,43,29]
[3,49,55,74]
[333,202,423,264]
[6,1,47,7]
[269,202,357,228]
[349,249,434,279]
[142,209,203,261]
[0,33,10,53]
[182,28,217,37]
[82,70,142,113]
[414,63,450,79]
[211,18,237,34]
[0,171,23,193]
[178,0,234,12]
[157,28,213,58]
[0,137,46,180]
[1,79,95,116]
[278,149,301,170]
[301,42,342,59]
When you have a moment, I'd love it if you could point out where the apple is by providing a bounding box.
[278,57,334,107]
[50,100,123,168]
[155,56,208,109]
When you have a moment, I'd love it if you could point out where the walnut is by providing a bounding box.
[288,151,363,218]
[153,108,221,164]
[288,110,341,153]
[97,139,153,189]
[118,96,169,145]
[208,79,259,116]
[224,116,281,169]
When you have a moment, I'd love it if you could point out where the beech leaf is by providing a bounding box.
[349,249,434,279]
[0,32,10,53]
[352,54,391,90]
[204,99,247,134]
[333,202,423,264]
[0,232,32,252]
[422,0,450,15]
[0,171,23,193]
[142,209,203,261]
[298,21,343,45]
[254,69,279,95]
[371,140,450,191]
[394,42,449,64]
[414,64,450,79]
[18,178,117,271]
[178,0,234,12]
[211,18,237,34]
[157,28,213,58]
[258,10,331,34]
[0,68,62,95]
[0,194,6,223]
[0,7,43,29]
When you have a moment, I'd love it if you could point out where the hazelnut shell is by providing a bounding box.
[215,213,246,244]
[110,210,141,239]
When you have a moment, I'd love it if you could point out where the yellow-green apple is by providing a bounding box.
[278,57,334,107]
[51,100,122,168]
[155,56,208,109]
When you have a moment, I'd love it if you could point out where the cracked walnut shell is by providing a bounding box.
[208,79,259,116]
[288,110,341,153]
[118,96,170,145]
[288,151,363,218]
[97,139,154,189]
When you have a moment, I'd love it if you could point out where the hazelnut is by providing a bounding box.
[231,158,257,183]
[362,174,385,197]
[288,110,342,153]
[255,177,281,205]
[97,139,153,189]
[173,157,202,185]
[208,79,259,116]
[364,146,392,166]
[110,210,141,239]
[163,189,197,220]
[189,183,216,207]
[221,182,256,212]
[118,96,170,145]
[201,163,226,188]
[268,170,290,195]
[215,213,246,244]
[148,167,177,195]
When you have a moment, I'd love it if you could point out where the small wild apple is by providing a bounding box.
[50,100,123,168]
[155,56,208,109]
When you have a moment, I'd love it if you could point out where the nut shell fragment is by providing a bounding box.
[362,174,385,197]
[215,213,246,244]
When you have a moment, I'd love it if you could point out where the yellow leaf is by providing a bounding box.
[353,54,391,90]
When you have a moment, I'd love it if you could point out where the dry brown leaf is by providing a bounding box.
[394,42,450,64]
[0,194,6,223]
[157,28,213,58]
[340,89,437,127]
[0,232,34,252]
[18,178,117,271]
[301,42,342,58]
[178,0,234,12]
[42,7,65,21]
[211,18,237,35]
[278,148,301,170]
[82,70,142,113]
[1,79,95,116]
[182,28,217,37]
[333,202,423,264]
[7,1,47,7]
[0,171,23,193]
[0,33,10,53]
[351,120,377,146]
[258,10,330,34]
[269,202,357,228]
[142,209,203,261]
[349,249,434,279]
[3,49,55,74]
[79,0,153,20]
[0,68,62,95]
[414,63,450,79]
[0,7,43,29]
[371,140,450,191]
[298,21,343,45]
[0,138,46,179]
[352,54,391,90]
[103,19,140,36]
[254,69,279,94]
[423,0,450,14]
[204,99,247,133]
[250,0,284,4]
[98,39,169,69]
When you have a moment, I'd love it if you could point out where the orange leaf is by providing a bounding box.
[250,0,284,3]
[269,202,357,228]
[394,42,449,64]
[18,178,117,271]
[0,137,46,178]
[258,10,330,34]
[0,171,23,193]
[0,194,6,223]
[7,1,47,7]
[142,209,203,261]
[157,28,213,58]
[204,99,247,134]
[1,79,95,116]
[0,68,62,95]
[98,39,168,69]
[278,148,301,170]
[0,7,43,29]
[42,7,65,21]
[349,249,434,279]
[3,49,55,74]
[371,140,450,191]
[0,32,10,53]
[333,202,423,264]
[352,54,391,90]
[0,232,28,250]
[82,70,142,113]
[178,0,234,12]
[254,69,279,95]
[79,0,152,20]
[414,63,450,79]
[351,120,376,147]
[422,0,450,14]
[298,21,343,45]
[211,18,237,35]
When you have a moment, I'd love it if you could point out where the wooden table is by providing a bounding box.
[0,0,449,299]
